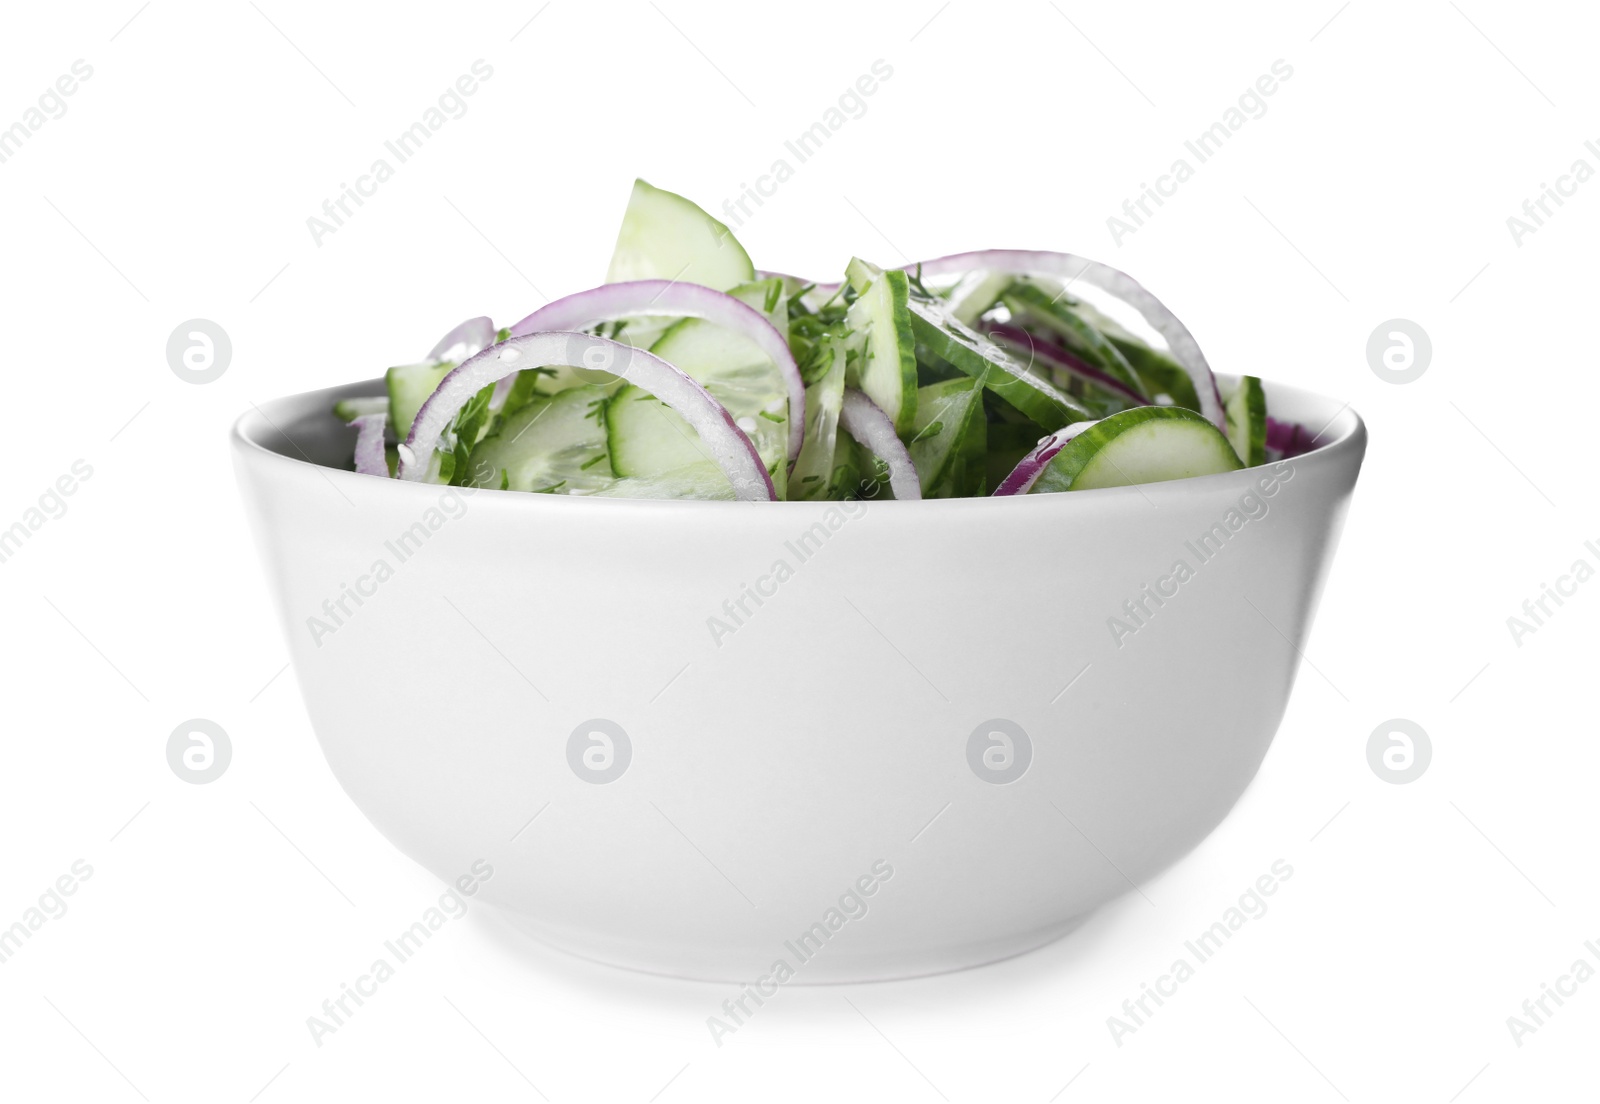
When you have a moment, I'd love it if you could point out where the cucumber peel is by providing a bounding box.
[1032,406,1242,493]
[1224,375,1267,467]
[844,259,919,435]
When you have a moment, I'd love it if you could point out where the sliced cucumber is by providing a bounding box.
[843,260,918,434]
[604,384,712,478]
[386,361,452,438]
[1031,406,1242,493]
[523,276,787,406]
[462,385,613,493]
[605,178,755,292]
[945,269,1013,327]
[787,333,849,501]
[1000,281,1145,396]
[907,376,987,498]
[614,280,790,495]
[334,395,388,423]
[906,295,1090,432]
[1224,375,1267,467]
[734,275,788,333]
[842,256,879,295]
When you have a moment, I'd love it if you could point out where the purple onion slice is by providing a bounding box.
[992,421,1100,496]
[906,250,1225,433]
[838,389,921,501]
[427,315,496,365]
[508,280,805,464]
[985,323,1149,407]
[399,331,774,501]
[350,413,389,477]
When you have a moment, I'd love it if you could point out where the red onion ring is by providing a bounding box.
[508,280,805,465]
[906,250,1225,433]
[350,413,389,477]
[838,389,922,501]
[991,420,1100,496]
[985,323,1149,407]
[427,315,496,364]
[400,331,775,501]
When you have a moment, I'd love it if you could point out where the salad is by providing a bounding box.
[335,180,1313,502]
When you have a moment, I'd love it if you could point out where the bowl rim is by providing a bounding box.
[232,374,1365,512]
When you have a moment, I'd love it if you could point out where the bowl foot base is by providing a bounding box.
[484,909,1091,984]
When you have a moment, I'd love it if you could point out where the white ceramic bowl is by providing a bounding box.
[233,377,1364,982]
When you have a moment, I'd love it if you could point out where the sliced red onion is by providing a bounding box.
[508,280,805,464]
[985,323,1148,407]
[400,332,775,501]
[427,315,496,364]
[906,250,1226,433]
[992,421,1100,496]
[350,413,389,478]
[838,389,921,501]
[1266,415,1316,458]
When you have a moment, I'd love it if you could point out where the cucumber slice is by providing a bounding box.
[605,178,755,292]
[1224,375,1267,467]
[907,376,987,498]
[1000,281,1146,396]
[1031,406,1242,493]
[604,384,712,478]
[842,256,878,295]
[526,277,787,403]
[386,361,452,438]
[945,269,1013,327]
[735,275,788,333]
[618,280,790,495]
[843,261,918,435]
[787,334,849,501]
[334,396,388,423]
[905,295,1090,432]
[462,385,613,493]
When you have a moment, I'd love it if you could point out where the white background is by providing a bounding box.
[1,1,1596,1101]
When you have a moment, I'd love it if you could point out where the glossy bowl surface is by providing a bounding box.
[232,378,1364,981]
